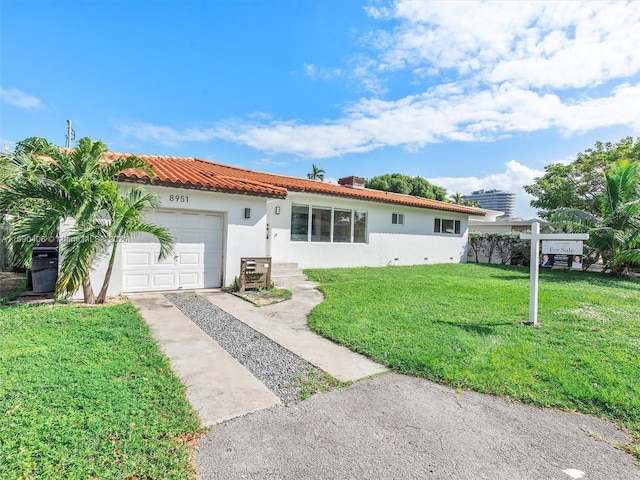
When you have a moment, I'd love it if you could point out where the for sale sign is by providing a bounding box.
[542,240,583,255]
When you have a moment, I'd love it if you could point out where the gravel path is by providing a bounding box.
[164,291,322,403]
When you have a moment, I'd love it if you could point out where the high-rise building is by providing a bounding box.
[463,189,516,217]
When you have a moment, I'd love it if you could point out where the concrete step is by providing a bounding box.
[271,261,299,271]
[272,268,304,277]
[272,274,307,289]
[271,262,306,288]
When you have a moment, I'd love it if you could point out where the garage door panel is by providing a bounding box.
[156,211,178,224]
[178,252,201,265]
[125,252,151,266]
[122,210,223,293]
[179,213,202,228]
[152,273,176,287]
[124,274,149,288]
[178,272,200,286]
[154,255,174,266]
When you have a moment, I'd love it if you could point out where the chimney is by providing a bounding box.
[338,176,366,189]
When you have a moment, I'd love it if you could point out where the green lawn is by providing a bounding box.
[0,302,202,479]
[306,263,640,456]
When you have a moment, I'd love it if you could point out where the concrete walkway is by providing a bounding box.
[198,280,387,383]
[128,293,280,426]
[129,279,386,426]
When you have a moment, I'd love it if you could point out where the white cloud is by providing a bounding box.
[428,160,545,218]
[379,0,640,90]
[118,79,640,157]
[203,80,640,157]
[118,1,640,159]
[0,87,43,109]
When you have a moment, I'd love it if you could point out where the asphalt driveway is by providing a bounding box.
[196,373,638,480]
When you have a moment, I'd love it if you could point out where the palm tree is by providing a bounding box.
[0,137,174,303]
[450,192,464,204]
[93,187,174,303]
[551,160,640,275]
[307,164,325,181]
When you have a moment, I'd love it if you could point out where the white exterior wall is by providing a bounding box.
[66,185,473,299]
[73,185,269,298]
[268,193,469,268]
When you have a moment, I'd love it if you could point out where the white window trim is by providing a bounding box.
[291,204,368,243]
[392,212,405,226]
[434,217,462,235]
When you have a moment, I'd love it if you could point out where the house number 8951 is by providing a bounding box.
[169,195,189,203]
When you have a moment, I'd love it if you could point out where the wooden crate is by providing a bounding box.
[239,257,272,292]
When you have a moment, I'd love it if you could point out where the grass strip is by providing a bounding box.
[0,302,202,479]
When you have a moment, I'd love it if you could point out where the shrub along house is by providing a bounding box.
[82,153,485,297]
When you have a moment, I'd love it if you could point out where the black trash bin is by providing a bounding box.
[31,247,58,293]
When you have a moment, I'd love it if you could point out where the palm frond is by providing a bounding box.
[614,248,640,266]
[7,212,62,267]
[549,208,597,232]
[131,222,175,260]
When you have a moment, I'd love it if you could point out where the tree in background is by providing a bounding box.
[450,192,464,204]
[0,137,174,303]
[450,191,481,207]
[525,137,640,219]
[550,160,640,276]
[307,164,325,181]
[366,173,448,201]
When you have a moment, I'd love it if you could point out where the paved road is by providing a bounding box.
[196,373,638,480]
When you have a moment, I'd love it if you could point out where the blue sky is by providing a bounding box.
[2,1,640,217]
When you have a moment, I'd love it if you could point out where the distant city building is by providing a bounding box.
[463,189,516,218]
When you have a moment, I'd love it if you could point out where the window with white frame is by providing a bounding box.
[291,204,367,243]
[391,213,404,225]
[434,218,461,235]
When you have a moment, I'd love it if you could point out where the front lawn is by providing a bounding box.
[0,302,202,479]
[306,263,640,456]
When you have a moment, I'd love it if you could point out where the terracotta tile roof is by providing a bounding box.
[109,152,485,216]
[106,153,287,198]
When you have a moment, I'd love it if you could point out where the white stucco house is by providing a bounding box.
[82,153,486,297]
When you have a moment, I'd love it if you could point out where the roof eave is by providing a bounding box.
[286,187,486,216]
[117,176,287,199]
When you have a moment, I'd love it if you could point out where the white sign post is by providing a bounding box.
[520,222,589,326]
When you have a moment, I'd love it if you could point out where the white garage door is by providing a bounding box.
[121,210,223,292]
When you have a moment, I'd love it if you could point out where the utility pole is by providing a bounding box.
[65,119,75,148]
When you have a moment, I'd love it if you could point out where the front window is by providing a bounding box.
[354,211,367,243]
[435,217,461,235]
[311,207,332,242]
[333,209,352,242]
[291,204,368,243]
[291,204,309,241]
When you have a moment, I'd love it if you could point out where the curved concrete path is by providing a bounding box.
[198,280,387,383]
